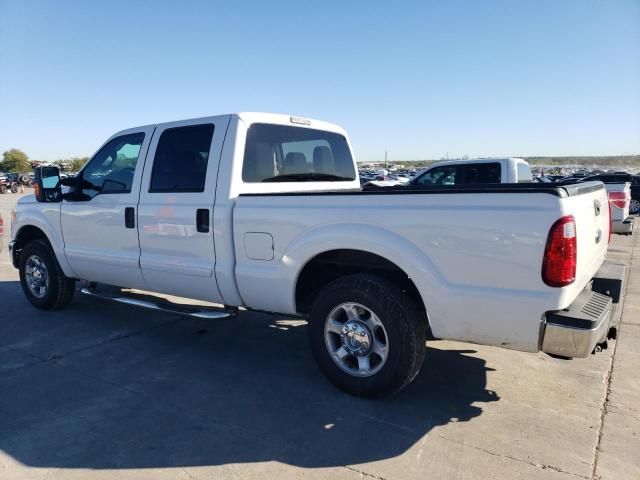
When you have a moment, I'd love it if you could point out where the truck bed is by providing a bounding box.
[232,181,609,352]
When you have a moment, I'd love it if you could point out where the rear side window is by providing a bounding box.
[459,162,501,184]
[516,162,533,183]
[242,123,356,182]
[150,124,214,192]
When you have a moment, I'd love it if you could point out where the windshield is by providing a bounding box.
[242,123,356,182]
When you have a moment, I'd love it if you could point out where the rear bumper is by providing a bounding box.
[612,216,634,234]
[541,260,626,358]
[541,290,611,358]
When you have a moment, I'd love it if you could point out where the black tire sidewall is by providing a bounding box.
[309,274,425,398]
[19,241,62,309]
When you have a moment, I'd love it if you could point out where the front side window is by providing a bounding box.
[414,166,457,185]
[150,124,214,193]
[78,133,145,199]
[242,124,356,182]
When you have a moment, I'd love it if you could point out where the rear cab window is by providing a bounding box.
[242,124,356,183]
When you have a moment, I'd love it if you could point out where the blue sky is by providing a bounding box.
[0,0,638,162]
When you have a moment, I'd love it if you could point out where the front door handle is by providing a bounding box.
[125,207,135,228]
[196,209,209,233]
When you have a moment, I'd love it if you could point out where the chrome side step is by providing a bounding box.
[80,287,237,320]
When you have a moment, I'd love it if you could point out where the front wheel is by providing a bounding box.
[10,184,18,193]
[0,184,7,194]
[309,274,427,398]
[19,239,76,310]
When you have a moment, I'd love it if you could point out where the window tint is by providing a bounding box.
[413,165,457,185]
[79,133,145,199]
[150,124,214,192]
[460,162,501,184]
[516,162,533,183]
[242,123,356,182]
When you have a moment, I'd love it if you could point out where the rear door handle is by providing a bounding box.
[196,209,209,233]
[125,207,135,228]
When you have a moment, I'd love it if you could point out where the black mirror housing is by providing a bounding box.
[34,166,62,202]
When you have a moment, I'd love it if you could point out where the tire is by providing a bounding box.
[630,199,640,215]
[10,184,18,193]
[19,239,75,310]
[0,184,7,194]
[309,274,427,398]
[19,174,30,184]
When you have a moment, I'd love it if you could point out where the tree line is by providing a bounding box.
[1,148,88,173]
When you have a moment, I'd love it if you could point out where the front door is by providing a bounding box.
[60,126,155,288]
[137,116,229,302]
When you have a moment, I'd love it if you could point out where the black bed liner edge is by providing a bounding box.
[239,180,605,198]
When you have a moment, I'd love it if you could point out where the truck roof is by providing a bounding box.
[425,157,527,169]
[113,112,348,138]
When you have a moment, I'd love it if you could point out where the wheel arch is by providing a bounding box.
[295,248,428,324]
[12,223,75,277]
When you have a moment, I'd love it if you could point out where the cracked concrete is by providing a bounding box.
[0,192,638,479]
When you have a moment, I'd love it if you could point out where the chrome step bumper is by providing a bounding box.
[541,260,626,358]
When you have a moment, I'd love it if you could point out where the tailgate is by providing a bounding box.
[562,182,609,294]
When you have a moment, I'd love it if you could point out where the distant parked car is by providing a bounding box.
[0,177,19,194]
[576,173,634,234]
[630,175,640,215]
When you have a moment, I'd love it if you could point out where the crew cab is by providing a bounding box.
[8,113,624,397]
[410,157,533,186]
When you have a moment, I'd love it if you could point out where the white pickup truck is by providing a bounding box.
[9,113,625,397]
[410,157,533,186]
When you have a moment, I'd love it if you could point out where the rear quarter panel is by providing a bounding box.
[233,191,584,352]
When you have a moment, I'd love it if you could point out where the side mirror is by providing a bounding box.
[34,166,62,202]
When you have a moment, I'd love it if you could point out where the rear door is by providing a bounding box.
[137,116,230,302]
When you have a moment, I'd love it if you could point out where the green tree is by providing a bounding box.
[1,148,30,172]
[69,156,89,172]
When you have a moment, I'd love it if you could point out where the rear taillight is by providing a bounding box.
[0,214,3,237]
[542,215,577,287]
[608,191,627,210]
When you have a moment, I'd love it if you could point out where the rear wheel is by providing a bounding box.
[19,239,75,310]
[10,184,18,193]
[630,199,640,215]
[309,274,426,398]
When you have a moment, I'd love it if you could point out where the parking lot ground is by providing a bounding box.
[0,191,639,480]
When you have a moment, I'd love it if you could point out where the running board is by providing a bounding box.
[80,288,237,320]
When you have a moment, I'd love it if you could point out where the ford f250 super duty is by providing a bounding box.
[9,113,625,397]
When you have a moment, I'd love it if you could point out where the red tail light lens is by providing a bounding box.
[542,215,577,287]
[608,191,627,209]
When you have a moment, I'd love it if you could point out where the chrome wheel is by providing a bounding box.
[25,254,49,299]
[630,199,640,215]
[324,302,389,377]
